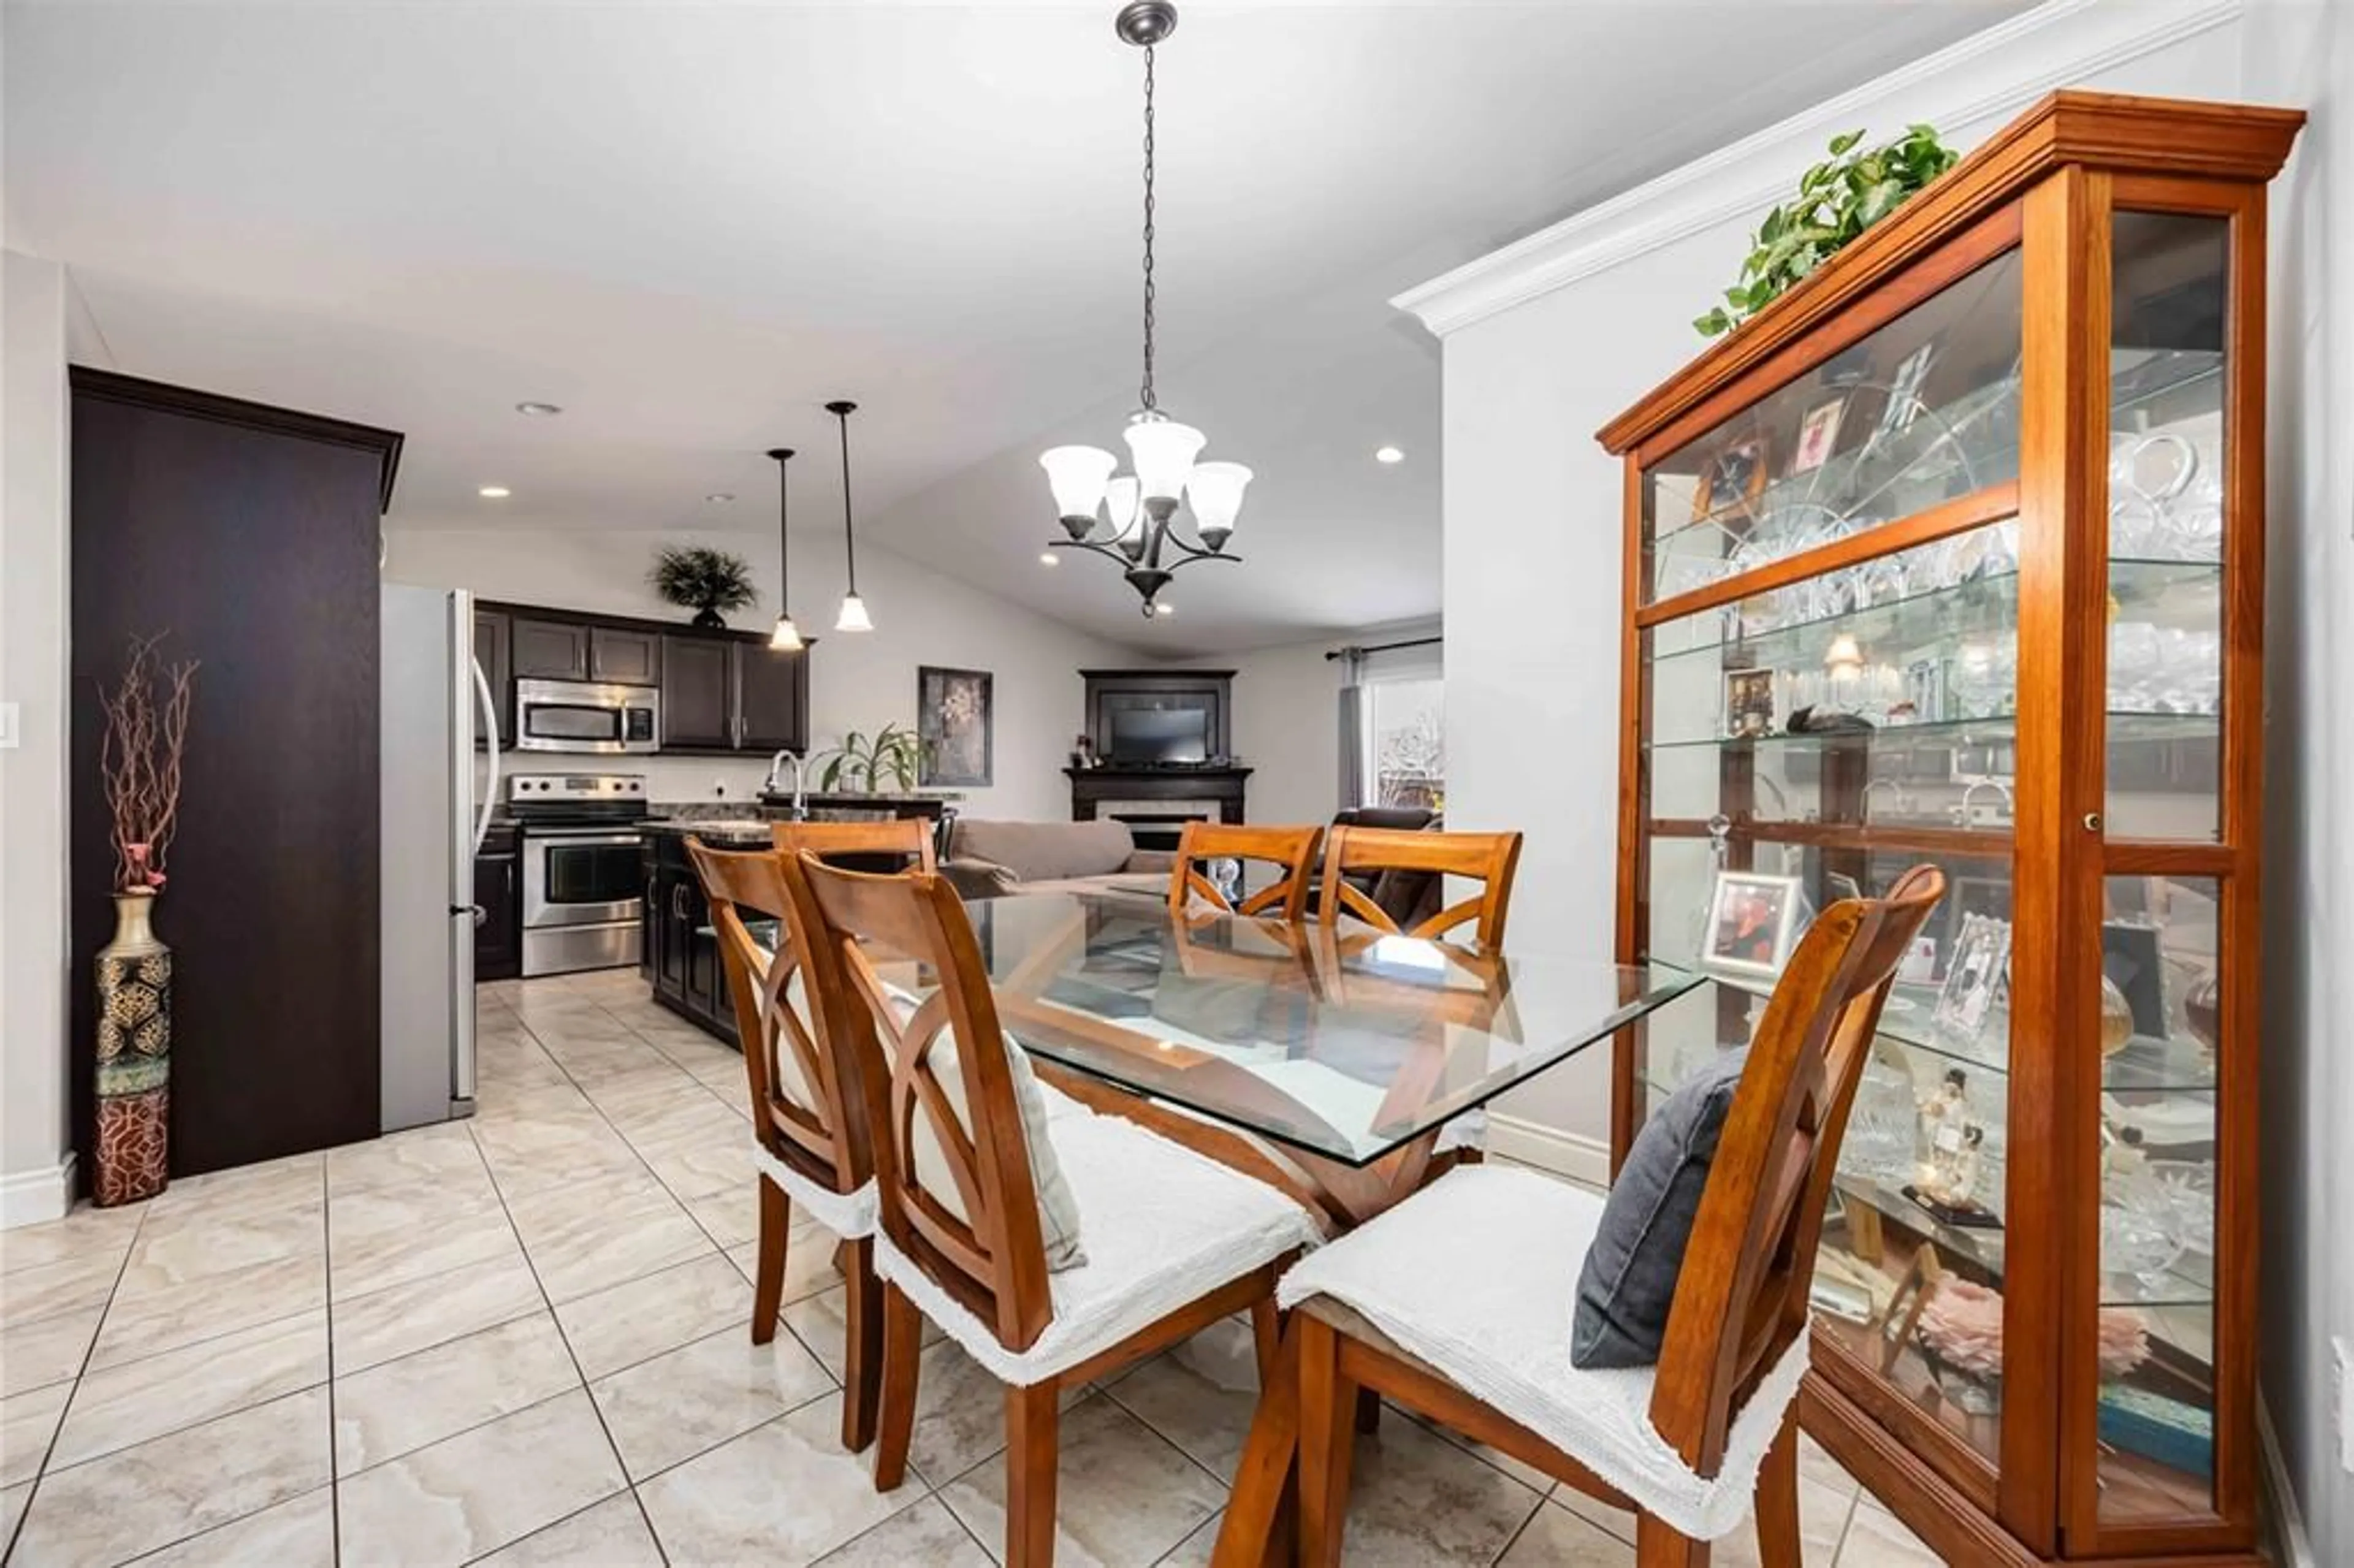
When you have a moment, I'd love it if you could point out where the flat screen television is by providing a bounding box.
[1107,706,1209,764]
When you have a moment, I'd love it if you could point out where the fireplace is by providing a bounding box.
[1067,766,1252,842]
[1097,802,1221,853]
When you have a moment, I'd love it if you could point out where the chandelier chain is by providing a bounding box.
[1140,42,1157,413]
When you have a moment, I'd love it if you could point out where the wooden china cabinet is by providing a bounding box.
[1596,94,2301,1567]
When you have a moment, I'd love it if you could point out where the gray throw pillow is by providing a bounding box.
[1571,1048,1749,1369]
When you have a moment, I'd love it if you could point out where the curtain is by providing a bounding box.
[1336,647,1367,810]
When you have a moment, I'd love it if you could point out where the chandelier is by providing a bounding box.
[1039,0,1251,618]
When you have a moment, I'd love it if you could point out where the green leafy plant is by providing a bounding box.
[650,546,758,628]
[1696,124,1961,339]
[815,723,925,794]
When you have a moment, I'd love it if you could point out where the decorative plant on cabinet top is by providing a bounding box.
[1696,125,1960,338]
[650,546,758,630]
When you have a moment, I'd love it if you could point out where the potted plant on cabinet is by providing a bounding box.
[93,633,197,1206]
[650,545,758,630]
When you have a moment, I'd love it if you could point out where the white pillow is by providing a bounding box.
[898,1005,1087,1273]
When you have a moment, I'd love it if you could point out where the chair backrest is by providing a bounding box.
[772,816,938,874]
[685,838,867,1198]
[1317,826,1524,951]
[1647,865,1946,1479]
[779,851,1057,1353]
[1169,822,1324,922]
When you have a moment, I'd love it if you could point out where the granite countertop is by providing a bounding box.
[642,794,960,842]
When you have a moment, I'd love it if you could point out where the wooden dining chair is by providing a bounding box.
[687,834,893,1453]
[1316,824,1523,951]
[1168,821,1324,921]
[780,850,1321,1566]
[772,816,938,873]
[1260,866,1945,1568]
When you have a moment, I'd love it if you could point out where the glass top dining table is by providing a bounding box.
[748,888,1704,1171]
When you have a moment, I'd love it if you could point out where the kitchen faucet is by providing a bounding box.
[764,750,809,820]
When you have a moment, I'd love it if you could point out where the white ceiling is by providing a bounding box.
[4,0,2024,655]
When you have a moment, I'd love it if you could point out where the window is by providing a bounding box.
[1356,674,1444,812]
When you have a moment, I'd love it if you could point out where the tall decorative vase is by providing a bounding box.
[94,891,171,1206]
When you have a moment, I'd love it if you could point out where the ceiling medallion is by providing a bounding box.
[1038,0,1251,618]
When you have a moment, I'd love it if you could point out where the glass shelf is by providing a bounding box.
[1644,710,2218,753]
[1644,965,2220,1094]
[1651,559,2220,676]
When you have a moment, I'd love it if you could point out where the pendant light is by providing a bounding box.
[764,447,803,651]
[1036,0,1251,618]
[827,400,874,632]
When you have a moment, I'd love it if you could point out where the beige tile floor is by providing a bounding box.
[0,972,1952,1567]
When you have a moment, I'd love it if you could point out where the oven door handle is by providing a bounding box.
[525,832,647,850]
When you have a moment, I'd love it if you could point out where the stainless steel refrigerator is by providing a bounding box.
[380,584,499,1130]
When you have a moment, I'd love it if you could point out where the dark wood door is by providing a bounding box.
[69,370,398,1177]
[511,617,590,680]
[736,644,807,753]
[661,635,734,748]
[473,851,520,982]
[590,626,660,687]
[472,609,511,747]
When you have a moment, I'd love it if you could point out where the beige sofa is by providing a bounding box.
[940,819,1175,900]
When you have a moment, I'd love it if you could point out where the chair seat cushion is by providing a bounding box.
[1275,1164,1805,1542]
[875,1110,1320,1387]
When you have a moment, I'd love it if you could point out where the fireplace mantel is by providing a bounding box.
[1065,765,1251,847]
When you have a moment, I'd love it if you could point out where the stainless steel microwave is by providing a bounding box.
[513,678,661,755]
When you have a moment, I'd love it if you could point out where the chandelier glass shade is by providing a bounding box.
[1038,0,1251,618]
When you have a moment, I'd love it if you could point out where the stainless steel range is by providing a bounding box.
[508,772,649,977]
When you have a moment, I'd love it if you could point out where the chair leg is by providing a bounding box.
[1005,1381,1061,1568]
[1250,1298,1282,1388]
[839,1237,882,1453]
[1297,1315,1357,1568]
[1636,1513,1710,1567]
[1354,1387,1382,1435]
[750,1176,788,1345]
[872,1282,922,1492]
[1754,1411,1802,1568]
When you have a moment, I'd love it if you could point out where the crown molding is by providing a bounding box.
[1389,0,2246,338]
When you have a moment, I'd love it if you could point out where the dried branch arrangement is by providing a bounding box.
[97,633,198,894]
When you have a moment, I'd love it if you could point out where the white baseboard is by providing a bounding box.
[1,1154,76,1228]
[1484,1113,1612,1188]
[2260,1396,2318,1568]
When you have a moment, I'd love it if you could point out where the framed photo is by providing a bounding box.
[1702,870,1804,979]
[1933,913,2012,1045]
[1878,342,1938,436]
[1693,435,1770,525]
[2101,921,2169,1038]
[1723,667,1776,739]
[1791,398,1846,474]
[916,665,993,788]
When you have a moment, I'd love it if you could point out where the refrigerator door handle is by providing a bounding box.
[471,657,501,855]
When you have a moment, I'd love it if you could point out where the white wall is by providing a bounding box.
[2245,0,2354,1557]
[384,526,1127,820]
[1161,616,1440,829]
[0,250,74,1224]
[1409,0,2348,1551]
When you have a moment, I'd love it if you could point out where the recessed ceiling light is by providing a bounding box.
[1374,445,1405,465]
[1154,602,1175,616]
[478,485,512,499]
[706,492,736,504]
[1038,552,1059,566]
[514,402,563,417]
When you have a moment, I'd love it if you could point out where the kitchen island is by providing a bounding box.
[639,793,958,1042]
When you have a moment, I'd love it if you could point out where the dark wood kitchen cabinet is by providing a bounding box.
[473,824,520,983]
[511,615,590,680]
[642,832,737,1045]
[472,607,511,745]
[660,636,736,750]
[589,626,660,685]
[660,634,808,756]
[476,600,807,756]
